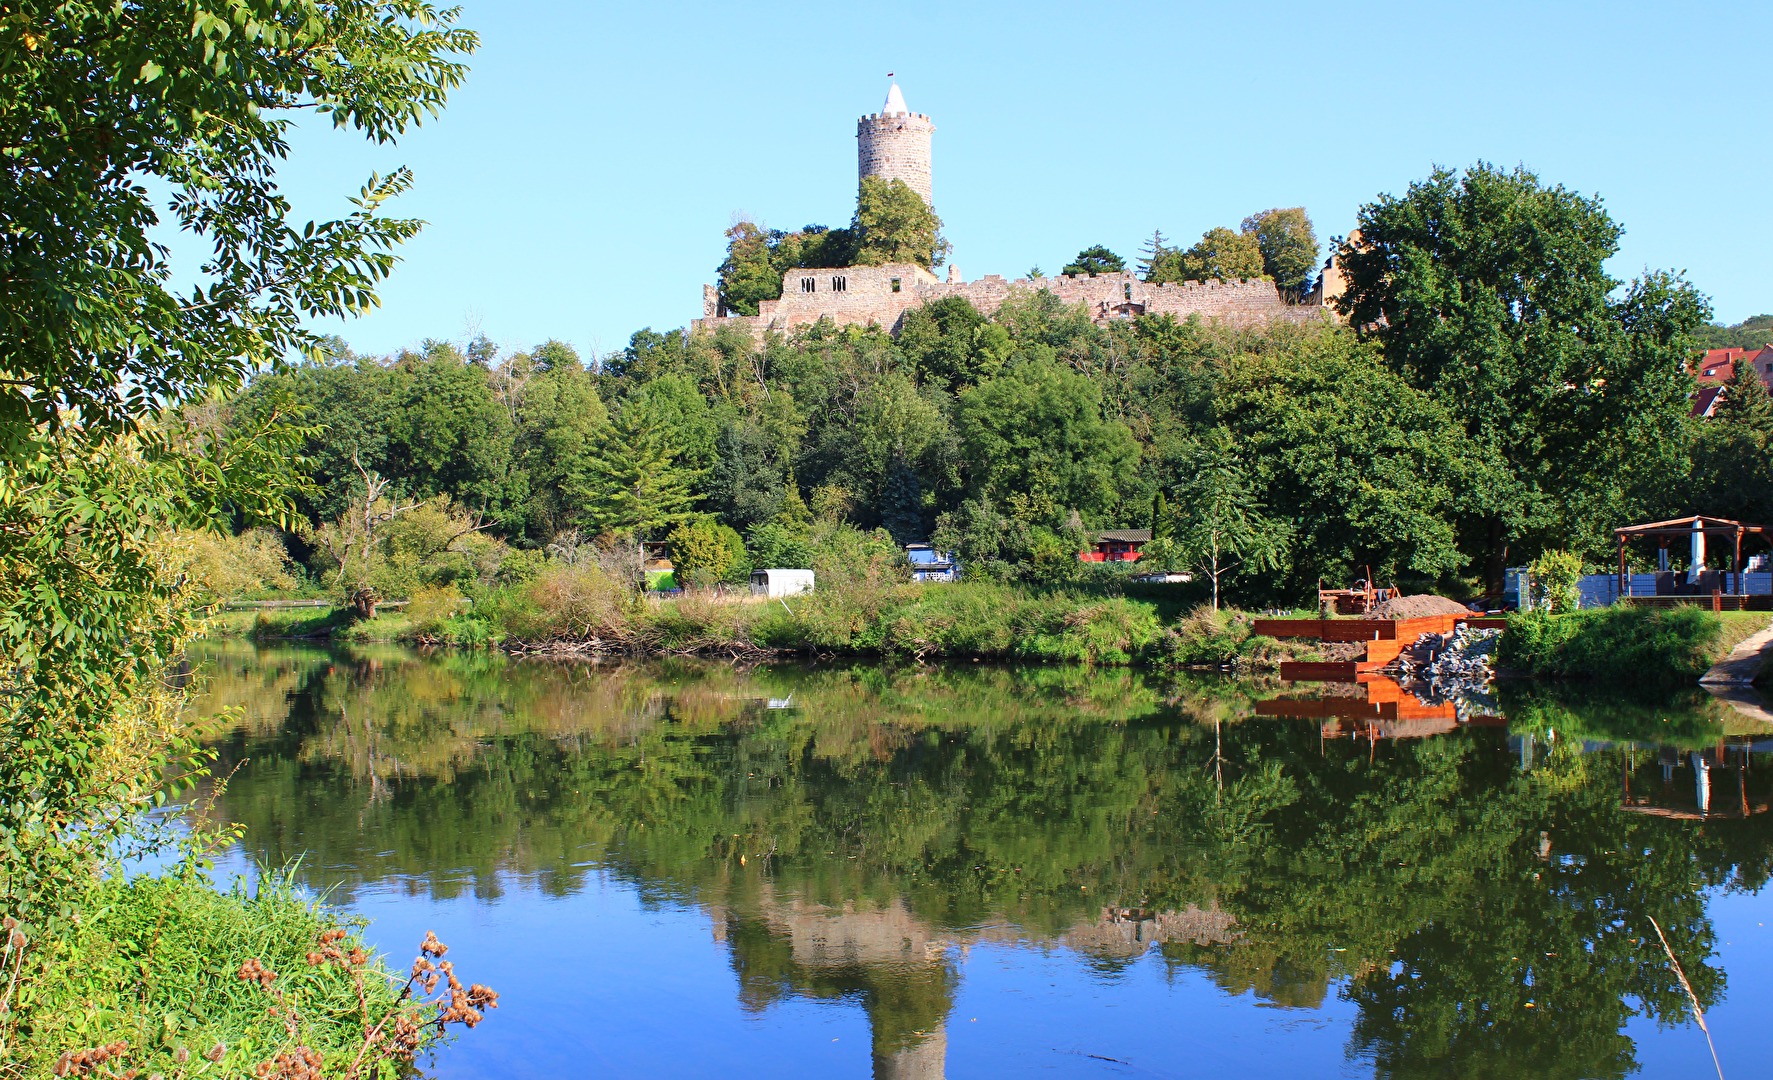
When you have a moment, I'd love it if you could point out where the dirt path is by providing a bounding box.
[1699,617,1773,686]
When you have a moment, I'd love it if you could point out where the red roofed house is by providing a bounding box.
[1079,529,1151,562]
[1692,345,1773,418]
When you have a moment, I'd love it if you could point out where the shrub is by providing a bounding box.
[1499,606,1724,685]
[496,563,632,642]
[6,868,490,1077]
[405,584,466,636]
[1530,549,1584,612]
[667,519,746,590]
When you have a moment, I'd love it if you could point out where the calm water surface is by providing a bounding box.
[189,641,1773,1079]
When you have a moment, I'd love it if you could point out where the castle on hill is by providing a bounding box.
[694,83,1337,338]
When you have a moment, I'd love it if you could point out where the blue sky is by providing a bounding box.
[279,0,1773,360]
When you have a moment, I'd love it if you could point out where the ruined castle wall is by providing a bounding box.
[857,113,935,205]
[692,267,1327,338]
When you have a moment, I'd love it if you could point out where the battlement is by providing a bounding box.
[695,265,1329,338]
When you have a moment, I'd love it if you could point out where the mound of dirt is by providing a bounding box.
[1371,594,1472,620]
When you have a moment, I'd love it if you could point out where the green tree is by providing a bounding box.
[1152,227,1265,284]
[715,221,858,316]
[0,1,475,452]
[1062,245,1126,277]
[897,297,995,389]
[1212,329,1475,594]
[1241,208,1319,289]
[566,398,701,538]
[511,354,609,541]
[745,522,814,570]
[1171,431,1289,609]
[0,0,476,993]
[1136,230,1170,281]
[1336,163,1709,590]
[667,519,747,588]
[956,359,1139,526]
[852,177,949,268]
[387,342,517,518]
[1716,359,1773,428]
[716,221,780,317]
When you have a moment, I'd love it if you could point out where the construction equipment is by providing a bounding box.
[1318,568,1397,616]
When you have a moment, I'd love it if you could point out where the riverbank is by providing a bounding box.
[6,869,464,1076]
[211,580,1333,670]
[1498,606,1772,687]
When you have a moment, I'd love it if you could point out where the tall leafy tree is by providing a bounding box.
[1166,430,1288,610]
[1336,163,1708,590]
[511,354,609,540]
[0,0,475,942]
[1241,208,1319,289]
[1152,227,1265,284]
[1213,331,1476,593]
[387,342,517,518]
[956,358,1138,525]
[852,177,949,268]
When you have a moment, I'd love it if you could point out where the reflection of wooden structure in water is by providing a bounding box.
[1621,740,1772,821]
[1256,674,1506,740]
[1251,614,1506,681]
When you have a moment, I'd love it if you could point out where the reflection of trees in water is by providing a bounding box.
[191,644,1773,1079]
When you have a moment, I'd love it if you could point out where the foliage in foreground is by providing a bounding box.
[2,869,492,1079]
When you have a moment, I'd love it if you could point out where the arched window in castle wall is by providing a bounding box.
[800,277,815,293]
[831,275,847,293]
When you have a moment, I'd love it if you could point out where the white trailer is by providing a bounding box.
[750,568,815,598]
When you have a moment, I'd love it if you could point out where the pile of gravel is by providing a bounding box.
[1371,594,1473,620]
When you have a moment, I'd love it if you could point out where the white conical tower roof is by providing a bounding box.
[882,82,908,116]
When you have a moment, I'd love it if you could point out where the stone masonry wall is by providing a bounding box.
[694,265,1329,338]
[858,112,934,205]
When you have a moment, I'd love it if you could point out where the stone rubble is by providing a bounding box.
[1387,624,1501,719]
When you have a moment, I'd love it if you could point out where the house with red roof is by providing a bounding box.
[1692,345,1773,418]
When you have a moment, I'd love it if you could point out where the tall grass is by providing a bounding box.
[5,869,429,1076]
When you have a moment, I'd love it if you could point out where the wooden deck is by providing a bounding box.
[1255,614,1479,679]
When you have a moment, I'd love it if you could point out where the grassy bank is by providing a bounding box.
[1498,606,1770,686]
[216,573,1316,669]
[5,869,470,1076]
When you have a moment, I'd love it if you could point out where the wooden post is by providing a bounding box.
[1735,527,1744,595]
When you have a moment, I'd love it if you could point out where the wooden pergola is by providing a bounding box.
[1615,515,1768,596]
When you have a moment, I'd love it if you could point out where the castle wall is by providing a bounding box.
[858,112,935,205]
[694,266,1329,339]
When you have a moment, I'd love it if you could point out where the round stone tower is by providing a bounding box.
[857,82,934,206]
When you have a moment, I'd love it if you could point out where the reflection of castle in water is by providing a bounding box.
[706,887,1235,1079]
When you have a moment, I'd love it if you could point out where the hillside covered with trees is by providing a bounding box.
[208,166,1772,621]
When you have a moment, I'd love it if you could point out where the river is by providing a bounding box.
[187,639,1773,1079]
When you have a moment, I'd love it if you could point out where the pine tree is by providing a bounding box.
[1137,229,1169,281]
[1151,488,1170,539]
[566,401,700,538]
[1717,359,1773,431]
